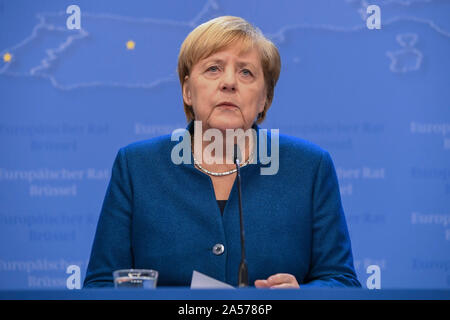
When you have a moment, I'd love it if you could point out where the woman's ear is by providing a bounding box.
[259,85,268,114]
[258,92,267,114]
[258,100,266,114]
[182,76,192,106]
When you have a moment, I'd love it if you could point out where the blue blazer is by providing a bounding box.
[84,121,361,288]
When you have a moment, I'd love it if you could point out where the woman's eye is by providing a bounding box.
[241,69,253,77]
[207,66,220,72]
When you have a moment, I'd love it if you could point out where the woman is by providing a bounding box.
[83,16,361,288]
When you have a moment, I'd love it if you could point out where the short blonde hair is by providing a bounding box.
[177,16,281,124]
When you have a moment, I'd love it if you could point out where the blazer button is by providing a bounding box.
[212,243,225,255]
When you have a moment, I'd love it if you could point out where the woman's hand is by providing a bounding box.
[254,273,300,289]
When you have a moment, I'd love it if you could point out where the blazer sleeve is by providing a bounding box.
[83,148,134,288]
[301,150,361,288]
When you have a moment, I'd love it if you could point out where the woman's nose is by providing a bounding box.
[220,69,236,91]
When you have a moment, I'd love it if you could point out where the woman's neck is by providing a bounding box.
[191,124,255,173]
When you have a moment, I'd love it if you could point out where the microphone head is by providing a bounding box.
[233,143,242,164]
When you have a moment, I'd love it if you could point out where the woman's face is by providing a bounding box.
[183,44,267,132]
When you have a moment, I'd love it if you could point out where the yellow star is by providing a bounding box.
[3,52,12,62]
[126,40,135,50]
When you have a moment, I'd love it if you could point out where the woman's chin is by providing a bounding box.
[207,117,245,131]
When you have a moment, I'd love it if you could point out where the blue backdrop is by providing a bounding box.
[0,0,449,289]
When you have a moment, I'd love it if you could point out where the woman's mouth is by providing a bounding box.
[216,102,239,109]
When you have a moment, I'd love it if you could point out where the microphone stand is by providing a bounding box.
[234,144,248,288]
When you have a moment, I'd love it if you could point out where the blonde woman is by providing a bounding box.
[84,16,360,289]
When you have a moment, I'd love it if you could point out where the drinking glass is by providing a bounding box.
[113,269,158,289]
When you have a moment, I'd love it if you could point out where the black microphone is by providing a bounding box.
[234,143,248,288]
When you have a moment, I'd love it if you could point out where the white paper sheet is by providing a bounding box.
[190,270,235,289]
